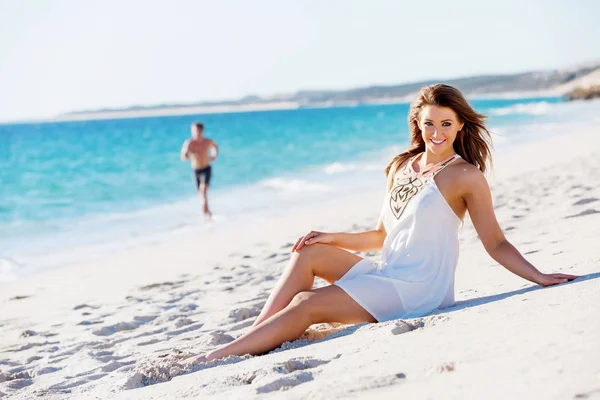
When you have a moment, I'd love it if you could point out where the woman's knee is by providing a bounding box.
[294,243,332,265]
[296,242,327,255]
[289,290,315,306]
[289,243,327,270]
[288,291,319,321]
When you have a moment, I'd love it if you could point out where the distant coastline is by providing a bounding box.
[51,92,560,123]
[50,63,599,122]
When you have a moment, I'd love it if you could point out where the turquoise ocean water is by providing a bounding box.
[1,96,598,280]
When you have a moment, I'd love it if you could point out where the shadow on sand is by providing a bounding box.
[312,271,600,343]
[443,271,600,315]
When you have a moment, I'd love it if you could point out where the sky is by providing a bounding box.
[0,0,599,121]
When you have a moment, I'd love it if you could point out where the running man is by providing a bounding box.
[181,122,219,220]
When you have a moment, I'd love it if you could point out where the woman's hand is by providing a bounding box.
[535,272,579,287]
[291,231,335,252]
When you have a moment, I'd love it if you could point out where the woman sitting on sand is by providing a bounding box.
[188,84,577,364]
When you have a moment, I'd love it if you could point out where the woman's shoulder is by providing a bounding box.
[446,159,489,193]
[394,157,411,171]
[450,158,480,173]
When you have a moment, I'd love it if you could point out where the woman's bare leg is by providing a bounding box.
[203,285,375,362]
[252,244,362,327]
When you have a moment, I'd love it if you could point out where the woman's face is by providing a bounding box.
[418,105,464,155]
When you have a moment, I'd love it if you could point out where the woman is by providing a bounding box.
[188,84,578,364]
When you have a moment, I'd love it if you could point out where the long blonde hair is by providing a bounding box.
[385,84,493,187]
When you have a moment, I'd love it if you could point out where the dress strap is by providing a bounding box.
[409,153,460,179]
[427,153,460,179]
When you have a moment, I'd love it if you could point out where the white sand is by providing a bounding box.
[1,128,600,399]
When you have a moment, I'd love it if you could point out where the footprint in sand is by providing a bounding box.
[0,370,30,383]
[125,295,151,303]
[574,388,600,399]
[93,316,158,336]
[235,269,252,277]
[9,295,30,301]
[236,371,260,385]
[436,362,456,373]
[344,373,407,393]
[174,318,194,328]
[4,378,33,389]
[90,341,115,350]
[47,373,107,392]
[276,358,331,373]
[78,320,104,326]
[138,338,161,346]
[89,350,120,363]
[566,209,600,219]
[139,281,186,292]
[26,355,43,363]
[48,356,70,364]
[254,357,335,394]
[8,341,60,353]
[178,303,198,312]
[255,371,314,393]
[73,304,99,310]
[573,198,599,206]
[166,322,204,337]
[101,360,135,373]
[33,366,63,376]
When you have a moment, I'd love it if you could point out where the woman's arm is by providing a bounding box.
[463,168,578,286]
[291,218,387,253]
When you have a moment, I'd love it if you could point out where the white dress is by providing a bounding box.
[334,153,462,321]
